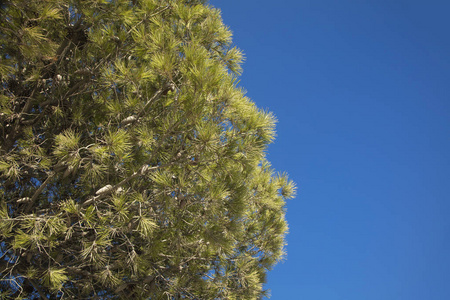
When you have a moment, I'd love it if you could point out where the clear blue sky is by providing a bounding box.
[209,1,450,299]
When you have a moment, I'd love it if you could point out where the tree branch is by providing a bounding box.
[23,172,55,214]
[28,279,48,300]
[82,163,169,207]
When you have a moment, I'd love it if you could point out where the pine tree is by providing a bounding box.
[0,0,295,299]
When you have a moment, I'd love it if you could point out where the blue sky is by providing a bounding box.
[209,0,450,299]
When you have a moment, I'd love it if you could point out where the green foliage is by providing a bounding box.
[41,268,68,291]
[0,0,296,299]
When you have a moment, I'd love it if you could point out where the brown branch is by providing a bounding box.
[28,279,48,300]
[23,172,55,214]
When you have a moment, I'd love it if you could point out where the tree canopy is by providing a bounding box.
[0,0,295,298]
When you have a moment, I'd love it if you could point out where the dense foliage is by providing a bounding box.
[0,0,295,298]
